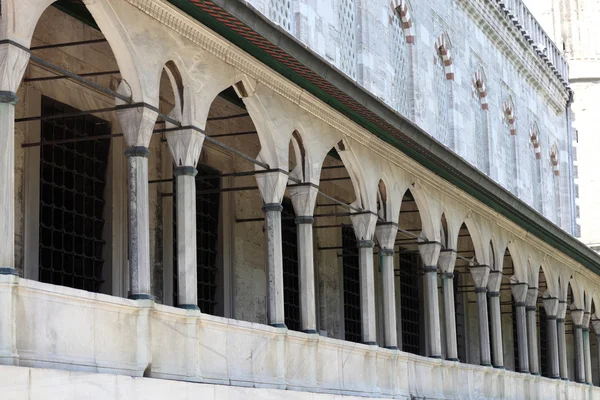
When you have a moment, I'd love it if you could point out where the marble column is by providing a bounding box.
[0,43,29,276]
[117,105,158,300]
[166,129,205,309]
[288,184,319,333]
[350,212,378,345]
[526,287,540,375]
[487,271,504,368]
[511,282,529,373]
[419,242,442,358]
[542,296,560,379]
[256,171,288,327]
[375,222,399,349]
[470,265,492,366]
[438,250,458,361]
[557,301,569,380]
[583,312,592,385]
[571,309,586,383]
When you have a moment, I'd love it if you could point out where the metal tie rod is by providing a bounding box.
[30,38,108,51]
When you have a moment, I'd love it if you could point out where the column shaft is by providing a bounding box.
[515,305,530,373]
[476,289,492,366]
[442,274,458,361]
[557,319,569,380]
[263,204,285,327]
[0,102,16,275]
[296,219,316,333]
[488,293,504,368]
[584,328,592,384]
[575,326,585,382]
[424,267,442,358]
[175,171,198,309]
[527,307,540,375]
[126,150,152,298]
[359,242,376,344]
[381,250,397,349]
[547,317,560,379]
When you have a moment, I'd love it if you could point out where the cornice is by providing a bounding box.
[124,0,596,284]
[456,0,568,113]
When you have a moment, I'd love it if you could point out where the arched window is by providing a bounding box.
[433,33,453,147]
[472,68,489,174]
[339,0,357,79]
[550,143,562,225]
[530,123,543,212]
[390,0,414,116]
[502,97,518,194]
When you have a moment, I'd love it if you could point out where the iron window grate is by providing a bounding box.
[173,164,221,313]
[539,306,548,377]
[512,303,520,370]
[342,225,361,343]
[281,198,300,331]
[38,96,110,293]
[399,251,421,355]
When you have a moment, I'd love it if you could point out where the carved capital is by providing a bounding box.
[591,319,600,335]
[117,105,158,148]
[0,43,29,94]
[350,212,378,242]
[166,129,205,168]
[542,296,559,317]
[526,287,538,307]
[469,265,490,289]
[255,170,288,204]
[511,281,528,303]
[288,184,318,217]
[438,250,457,274]
[487,270,502,293]
[375,222,398,251]
[571,308,585,326]
[418,242,441,267]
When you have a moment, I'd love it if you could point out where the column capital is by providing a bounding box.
[288,183,319,217]
[256,170,288,204]
[469,264,491,289]
[438,250,457,274]
[511,281,529,304]
[582,311,591,328]
[375,222,398,251]
[487,270,503,293]
[117,104,159,148]
[350,212,378,242]
[0,42,29,95]
[526,287,539,307]
[418,241,442,267]
[543,296,559,317]
[591,318,600,335]
[571,309,585,326]
[166,128,205,168]
[557,301,568,320]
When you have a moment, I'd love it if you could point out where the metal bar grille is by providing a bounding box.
[539,306,548,377]
[512,303,520,370]
[38,96,110,292]
[342,226,361,343]
[455,272,467,362]
[399,251,421,355]
[173,164,221,313]
[281,199,300,331]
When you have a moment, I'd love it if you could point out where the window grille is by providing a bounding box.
[512,303,520,370]
[269,0,292,32]
[391,10,409,116]
[434,51,451,147]
[281,198,300,331]
[38,96,111,292]
[339,0,357,79]
[173,164,221,313]
[539,306,549,377]
[342,225,361,343]
[399,251,421,355]
[454,271,467,362]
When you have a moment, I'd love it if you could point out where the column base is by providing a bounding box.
[530,372,540,376]
[561,378,569,381]
[481,363,492,367]
[270,323,287,329]
[518,370,530,374]
[302,329,318,334]
[429,355,442,359]
[129,293,154,301]
[363,341,377,346]
[0,267,17,276]
[446,358,460,362]
[493,365,505,369]
[178,304,200,311]
[384,346,399,350]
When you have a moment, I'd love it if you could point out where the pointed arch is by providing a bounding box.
[530,122,541,159]
[503,97,517,135]
[434,32,454,80]
[472,67,488,110]
[550,142,560,176]
[389,0,415,44]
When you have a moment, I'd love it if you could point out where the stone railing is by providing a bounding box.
[1,275,598,399]
[495,0,569,87]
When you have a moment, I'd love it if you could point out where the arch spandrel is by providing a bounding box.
[378,162,411,223]
[439,196,468,251]
[463,213,493,266]
[506,240,529,283]
[490,226,510,272]
[407,180,442,242]
[569,275,587,311]
[1,0,56,46]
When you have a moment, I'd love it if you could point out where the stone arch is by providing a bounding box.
[502,97,517,135]
[434,31,454,80]
[389,0,415,44]
[405,182,442,242]
[506,240,528,283]
[472,67,488,110]
[462,214,492,266]
[550,142,560,176]
[530,122,541,159]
